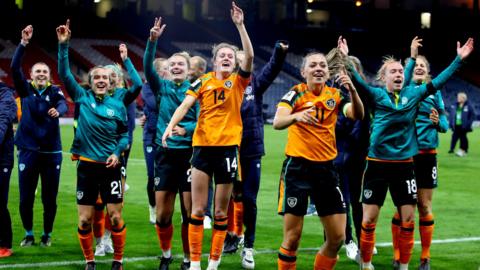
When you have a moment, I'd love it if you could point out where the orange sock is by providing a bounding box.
[314,252,338,270]
[360,222,376,263]
[93,209,105,239]
[391,211,401,261]
[155,222,173,252]
[227,199,235,233]
[233,200,244,236]
[111,220,126,261]
[189,214,204,262]
[210,216,228,261]
[419,214,434,260]
[181,221,190,255]
[104,212,112,231]
[399,221,415,264]
[78,225,94,261]
[278,246,296,270]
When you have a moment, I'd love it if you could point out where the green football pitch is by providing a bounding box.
[1,125,479,269]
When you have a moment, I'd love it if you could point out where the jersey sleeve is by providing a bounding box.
[186,77,203,98]
[236,69,252,91]
[277,87,298,111]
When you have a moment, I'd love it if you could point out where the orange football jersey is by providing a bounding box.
[187,70,250,146]
[278,83,348,162]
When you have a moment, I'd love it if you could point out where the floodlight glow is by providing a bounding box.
[306,9,313,13]
[355,1,362,7]
[94,0,101,3]
[308,0,314,3]
[421,12,431,29]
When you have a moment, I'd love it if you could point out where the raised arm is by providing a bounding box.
[143,17,167,97]
[161,95,197,147]
[336,72,364,120]
[120,43,143,105]
[338,36,374,97]
[404,36,422,84]
[252,40,288,95]
[428,38,474,95]
[231,2,254,72]
[10,25,33,98]
[56,19,85,101]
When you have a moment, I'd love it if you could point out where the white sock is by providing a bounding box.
[399,263,409,270]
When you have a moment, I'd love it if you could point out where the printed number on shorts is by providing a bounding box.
[187,168,192,183]
[111,180,122,195]
[225,157,237,172]
[405,179,417,194]
[432,166,437,180]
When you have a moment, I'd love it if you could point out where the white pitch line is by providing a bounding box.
[1,236,479,269]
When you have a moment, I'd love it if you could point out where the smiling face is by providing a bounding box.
[153,58,170,79]
[384,61,404,92]
[214,47,236,75]
[30,63,51,89]
[168,55,189,83]
[105,65,124,90]
[301,53,330,86]
[413,56,430,83]
[89,67,111,96]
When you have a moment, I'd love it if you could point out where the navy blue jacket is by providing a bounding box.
[240,42,287,158]
[141,83,158,146]
[0,83,17,167]
[127,102,136,145]
[11,44,67,152]
[449,100,476,132]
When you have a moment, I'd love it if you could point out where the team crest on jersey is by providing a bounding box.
[19,163,25,171]
[3,168,8,173]
[154,177,160,186]
[287,197,297,208]
[45,95,50,102]
[77,191,84,200]
[326,98,336,109]
[58,90,64,96]
[106,109,115,117]
[146,146,153,153]
[245,86,252,95]
[363,189,373,199]
[401,97,408,105]
[91,103,96,109]
[224,80,233,88]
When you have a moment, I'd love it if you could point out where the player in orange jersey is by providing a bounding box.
[273,51,364,270]
[162,2,253,270]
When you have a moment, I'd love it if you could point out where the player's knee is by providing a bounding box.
[109,213,123,227]
[326,233,345,252]
[418,205,431,217]
[191,208,206,218]
[156,214,172,226]
[283,236,300,251]
[78,217,92,229]
[214,209,227,217]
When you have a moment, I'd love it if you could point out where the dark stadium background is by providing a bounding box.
[1,0,479,120]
